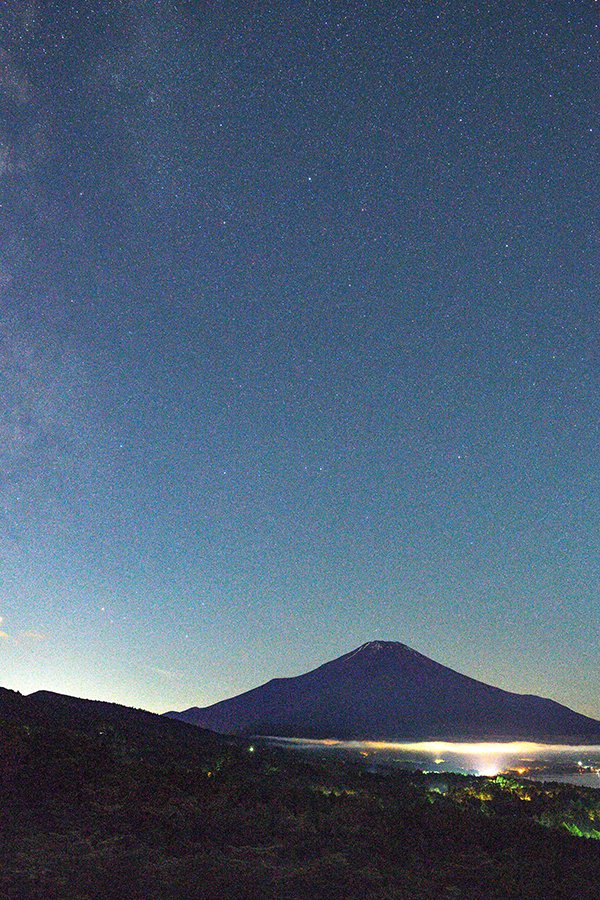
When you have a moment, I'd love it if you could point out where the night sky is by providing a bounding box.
[1,1,598,719]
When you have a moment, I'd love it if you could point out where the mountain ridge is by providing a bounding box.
[0,684,222,764]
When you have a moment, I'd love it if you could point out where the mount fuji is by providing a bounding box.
[165,641,600,743]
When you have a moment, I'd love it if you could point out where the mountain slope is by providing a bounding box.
[165,641,600,742]
[0,686,222,764]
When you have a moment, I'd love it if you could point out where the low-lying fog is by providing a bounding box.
[263,738,600,788]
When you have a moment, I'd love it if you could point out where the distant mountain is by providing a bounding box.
[165,641,600,743]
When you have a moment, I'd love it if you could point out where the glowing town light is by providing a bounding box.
[476,760,501,777]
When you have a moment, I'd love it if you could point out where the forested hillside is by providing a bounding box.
[1,693,599,898]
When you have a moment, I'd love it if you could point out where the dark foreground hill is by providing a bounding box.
[166,640,600,742]
[0,685,221,765]
[1,681,599,898]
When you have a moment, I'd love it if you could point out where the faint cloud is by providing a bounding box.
[145,665,183,680]
[0,619,48,643]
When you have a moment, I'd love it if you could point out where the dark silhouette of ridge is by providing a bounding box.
[164,640,600,743]
[0,686,221,762]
